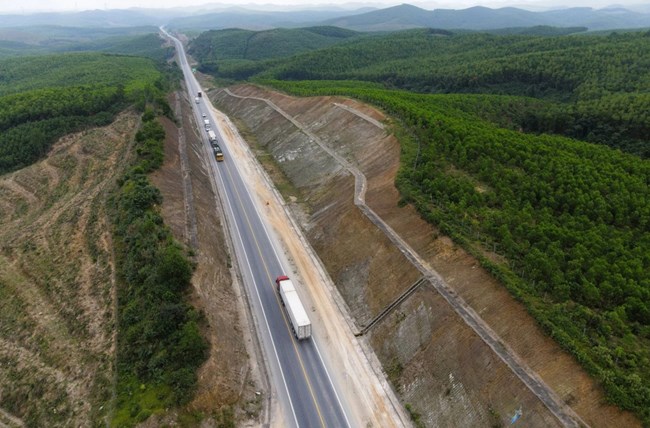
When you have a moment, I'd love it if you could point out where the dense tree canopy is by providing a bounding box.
[188,26,362,79]
[64,33,175,63]
[264,79,650,424]
[199,29,650,156]
[0,27,166,59]
[0,53,165,173]
[189,26,359,62]
[0,52,161,96]
[196,24,650,422]
[110,112,207,426]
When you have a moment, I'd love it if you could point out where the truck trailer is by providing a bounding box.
[276,275,311,340]
[208,130,217,143]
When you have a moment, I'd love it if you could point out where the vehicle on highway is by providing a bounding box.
[276,275,312,340]
[164,28,352,426]
[213,145,224,162]
[197,91,202,98]
[208,130,217,143]
[202,113,207,118]
[194,96,199,104]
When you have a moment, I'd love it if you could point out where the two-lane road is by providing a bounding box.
[162,28,351,428]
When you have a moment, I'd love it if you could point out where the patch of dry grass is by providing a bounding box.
[0,111,139,427]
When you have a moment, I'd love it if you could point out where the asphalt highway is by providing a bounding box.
[162,28,351,428]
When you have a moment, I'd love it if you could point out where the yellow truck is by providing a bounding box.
[213,145,224,162]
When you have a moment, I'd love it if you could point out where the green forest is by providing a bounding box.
[0,52,168,173]
[0,26,162,58]
[194,29,650,157]
[110,110,207,426]
[192,25,649,422]
[189,26,360,76]
[0,31,207,425]
[65,33,176,62]
[0,52,162,96]
[190,26,359,61]
[266,79,650,425]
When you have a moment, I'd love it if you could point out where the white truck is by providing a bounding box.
[204,119,210,130]
[207,130,217,143]
[276,275,312,340]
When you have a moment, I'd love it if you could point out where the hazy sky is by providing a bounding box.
[0,0,640,13]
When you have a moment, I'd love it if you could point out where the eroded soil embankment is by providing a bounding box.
[149,91,262,423]
[211,84,639,428]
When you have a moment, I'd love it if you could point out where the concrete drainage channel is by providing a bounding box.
[356,277,428,337]
[221,87,587,428]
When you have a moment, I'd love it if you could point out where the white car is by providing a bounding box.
[202,113,207,118]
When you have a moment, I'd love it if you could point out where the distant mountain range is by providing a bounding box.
[0,9,167,28]
[321,4,650,31]
[0,4,647,32]
[166,7,375,31]
[0,7,374,30]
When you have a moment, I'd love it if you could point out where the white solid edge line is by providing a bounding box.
[222,116,352,427]
[312,339,352,428]
[168,31,300,428]
[220,169,300,428]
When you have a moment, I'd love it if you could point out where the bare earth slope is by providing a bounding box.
[148,92,262,425]
[0,92,263,427]
[0,111,139,427]
[211,84,639,427]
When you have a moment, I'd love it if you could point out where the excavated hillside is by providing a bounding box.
[210,84,639,427]
[0,111,138,427]
[0,93,261,427]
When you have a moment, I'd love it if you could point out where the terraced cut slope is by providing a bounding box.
[211,84,640,427]
[0,111,139,426]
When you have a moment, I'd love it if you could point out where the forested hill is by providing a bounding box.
[167,8,373,31]
[202,29,650,157]
[263,77,650,425]
[188,26,360,70]
[63,33,174,62]
[0,53,160,96]
[0,52,166,173]
[0,27,167,59]
[190,21,650,422]
[0,9,166,28]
